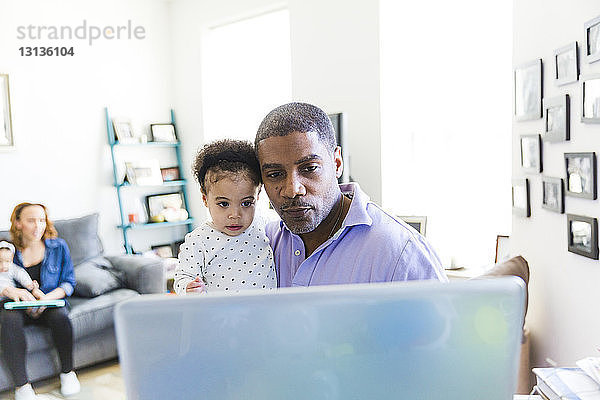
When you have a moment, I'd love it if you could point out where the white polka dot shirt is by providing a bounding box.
[174,216,276,294]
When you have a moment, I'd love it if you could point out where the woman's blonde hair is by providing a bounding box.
[9,202,58,250]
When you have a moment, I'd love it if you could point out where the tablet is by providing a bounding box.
[3,299,66,310]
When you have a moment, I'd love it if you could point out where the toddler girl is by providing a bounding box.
[174,139,276,294]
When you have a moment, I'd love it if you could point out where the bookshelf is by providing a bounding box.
[105,107,193,254]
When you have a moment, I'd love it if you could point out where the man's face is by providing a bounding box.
[257,131,343,234]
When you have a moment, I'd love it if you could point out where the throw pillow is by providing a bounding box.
[73,256,125,297]
[54,213,104,265]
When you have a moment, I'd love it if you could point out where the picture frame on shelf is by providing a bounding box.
[160,166,181,182]
[567,214,598,260]
[495,235,510,263]
[514,59,543,121]
[520,134,542,173]
[151,244,174,259]
[585,15,600,64]
[512,178,530,217]
[125,160,163,186]
[397,216,427,236]
[171,240,184,257]
[565,152,597,199]
[150,123,177,142]
[146,191,188,223]
[113,119,137,143]
[0,74,14,149]
[543,95,570,142]
[581,74,600,123]
[541,176,564,214]
[554,42,579,85]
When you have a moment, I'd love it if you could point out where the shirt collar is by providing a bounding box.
[44,238,59,248]
[278,182,373,234]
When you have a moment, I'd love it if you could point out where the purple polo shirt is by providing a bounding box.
[266,183,448,287]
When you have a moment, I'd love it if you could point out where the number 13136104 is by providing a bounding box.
[19,47,74,56]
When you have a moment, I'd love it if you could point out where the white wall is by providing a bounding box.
[513,0,600,366]
[0,0,174,253]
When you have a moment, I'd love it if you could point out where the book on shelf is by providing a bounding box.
[533,367,600,400]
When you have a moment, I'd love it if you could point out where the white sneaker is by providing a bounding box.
[59,371,80,397]
[15,383,38,400]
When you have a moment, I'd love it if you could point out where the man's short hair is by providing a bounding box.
[192,139,261,194]
[255,102,337,153]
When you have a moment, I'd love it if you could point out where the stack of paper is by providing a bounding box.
[533,367,600,400]
[577,358,600,386]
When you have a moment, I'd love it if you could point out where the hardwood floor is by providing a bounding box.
[0,360,125,400]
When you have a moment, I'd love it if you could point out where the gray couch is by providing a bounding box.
[0,213,165,392]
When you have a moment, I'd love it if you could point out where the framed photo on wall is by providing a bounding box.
[398,216,427,236]
[0,74,13,149]
[567,214,598,259]
[554,42,579,85]
[512,178,530,217]
[581,74,600,123]
[541,176,564,214]
[543,95,569,142]
[520,134,542,173]
[514,59,543,121]
[585,15,600,64]
[565,152,597,199]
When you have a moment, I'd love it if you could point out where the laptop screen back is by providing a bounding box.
[115,278,525,400]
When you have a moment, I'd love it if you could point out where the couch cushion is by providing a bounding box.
[69,288,139,340]
[54,213,103,265]
[73,256,126,297]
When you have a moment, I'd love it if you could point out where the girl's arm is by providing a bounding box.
[173,233,206,295]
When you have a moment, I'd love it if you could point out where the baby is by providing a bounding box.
[174,139,277,294]
[0,241,44,299]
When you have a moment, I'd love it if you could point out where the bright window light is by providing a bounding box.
[380,0,512,268]
[202,9,292,143]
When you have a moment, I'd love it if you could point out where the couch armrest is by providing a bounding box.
[106,255,165,294]
[474,255,530,320]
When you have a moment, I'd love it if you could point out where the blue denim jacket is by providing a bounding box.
[13,238,76,297]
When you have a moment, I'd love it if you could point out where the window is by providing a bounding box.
[380,0,512,268]
[202,9,292,143]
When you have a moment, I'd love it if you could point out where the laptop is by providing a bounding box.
[115,277,525,400]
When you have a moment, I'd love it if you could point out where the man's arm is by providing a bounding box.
[392,236,448,282]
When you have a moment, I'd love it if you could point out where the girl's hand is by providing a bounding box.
[186,277,207,294]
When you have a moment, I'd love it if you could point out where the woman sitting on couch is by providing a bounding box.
[0,203,80,400]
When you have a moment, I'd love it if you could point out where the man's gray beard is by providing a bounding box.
[279,189,340,235]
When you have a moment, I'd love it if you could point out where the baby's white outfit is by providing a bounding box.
[0,263,33,296]
[174,216,276,294]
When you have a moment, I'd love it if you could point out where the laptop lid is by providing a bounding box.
[115,277,525,400]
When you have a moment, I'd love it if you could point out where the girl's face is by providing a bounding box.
[16,205,47,242]
[203,175,259,237]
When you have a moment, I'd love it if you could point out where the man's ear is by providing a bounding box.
[334,146,344,179]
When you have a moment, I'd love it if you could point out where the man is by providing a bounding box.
[255,102,447,287]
